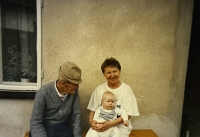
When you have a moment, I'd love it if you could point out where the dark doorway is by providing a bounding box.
[180,0,200,137]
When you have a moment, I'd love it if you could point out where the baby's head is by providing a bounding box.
[101,91,116,110]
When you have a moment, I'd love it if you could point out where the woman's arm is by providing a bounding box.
[89,111,95,127]
[101,115,132,131]
[89,111,102,131]
[89,109,130,132]
[89,110,112,131]
[99,117,123,132]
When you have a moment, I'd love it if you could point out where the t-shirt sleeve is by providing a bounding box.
[87,88,101,111]
[123,86,140,116]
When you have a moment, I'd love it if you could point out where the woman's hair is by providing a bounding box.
[101,57,121,73]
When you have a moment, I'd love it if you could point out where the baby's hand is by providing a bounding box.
[123,120,129,127]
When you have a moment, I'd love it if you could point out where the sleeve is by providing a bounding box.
[116,108,128,121]
[123,86,140,116]
[93,107,101,121]
[87,87,101,111]
[30,91,47,137]
[72,89,82,137]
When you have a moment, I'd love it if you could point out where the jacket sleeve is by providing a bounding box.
[30,91,47,137]
[72,89,82,137]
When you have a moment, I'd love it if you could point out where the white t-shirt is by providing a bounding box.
[87,81,140,135]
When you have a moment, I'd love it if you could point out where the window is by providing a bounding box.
[0,0,42,91]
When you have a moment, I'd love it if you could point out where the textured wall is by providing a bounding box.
[0,99,34,137]
[0,0,193,137]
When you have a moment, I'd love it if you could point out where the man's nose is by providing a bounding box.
[74,84,79,88]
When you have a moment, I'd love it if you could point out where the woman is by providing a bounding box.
[87,57,140,137]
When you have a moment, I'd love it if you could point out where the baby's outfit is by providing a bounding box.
[86,106,128,137]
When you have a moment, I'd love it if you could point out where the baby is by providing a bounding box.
[86,91,129,137]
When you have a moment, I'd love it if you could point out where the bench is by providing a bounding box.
[25,129,158,137]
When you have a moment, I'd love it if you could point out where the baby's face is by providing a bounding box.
[102,95,115,110]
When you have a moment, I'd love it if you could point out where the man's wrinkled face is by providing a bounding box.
[60,81,79,95]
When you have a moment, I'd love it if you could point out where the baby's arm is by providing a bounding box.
[93,107,101,121]
[92,107,123,132]
[116,107,129,126]
[123,120,129,126]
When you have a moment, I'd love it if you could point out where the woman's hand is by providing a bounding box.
[91,120,102,130]
[91,120,113,132]
[89,111,110,131]
[97,120,112,132]
[89,111,124,132]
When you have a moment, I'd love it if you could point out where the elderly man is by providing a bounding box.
[30,62,82,137]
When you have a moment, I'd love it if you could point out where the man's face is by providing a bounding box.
[59,81,79,95]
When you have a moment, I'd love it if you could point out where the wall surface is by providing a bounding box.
[0,0,194,137]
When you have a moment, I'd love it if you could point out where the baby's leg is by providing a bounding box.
[106,127,120,137]
[85,128,99,137]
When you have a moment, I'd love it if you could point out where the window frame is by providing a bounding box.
[0,0,42,92]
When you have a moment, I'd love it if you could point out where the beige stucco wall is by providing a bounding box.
[0,0,194,137]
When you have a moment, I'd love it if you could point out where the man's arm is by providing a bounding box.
[72,90,82,137]
[30,92,47,137]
